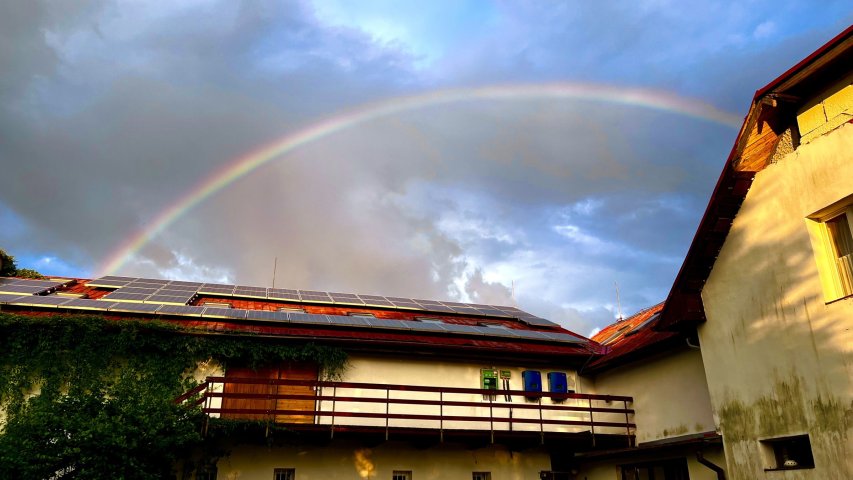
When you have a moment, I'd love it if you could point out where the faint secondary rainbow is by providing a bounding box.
[98,83,743,276]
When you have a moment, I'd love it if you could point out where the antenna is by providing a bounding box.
[511,280,517,306]
[272,257,278,288]
[615,281,623,321]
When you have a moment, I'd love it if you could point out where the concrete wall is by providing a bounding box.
[215,440,550,480]
[590,348,716,445]
[575,445,725,480]
[700,122,853,479]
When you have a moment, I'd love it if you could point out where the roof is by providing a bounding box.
[584,302,681,373]
[656,25,853,332]
[0,275,603,360]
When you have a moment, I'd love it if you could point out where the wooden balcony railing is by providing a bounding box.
[177,377,635,444]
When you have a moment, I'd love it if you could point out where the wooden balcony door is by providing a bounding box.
[222,362,318,424]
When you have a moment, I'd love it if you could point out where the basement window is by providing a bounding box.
[274,468,295,480]
[392,471,412,480]
[761,434,815,471]
[472,473,491,480]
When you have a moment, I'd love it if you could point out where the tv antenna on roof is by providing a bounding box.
[615,281,623,322]
[272,257,278,289]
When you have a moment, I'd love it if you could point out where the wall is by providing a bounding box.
[216,440,550,480]
[315,354,615,434]
[589,348,716,445]
[701,122,853,479]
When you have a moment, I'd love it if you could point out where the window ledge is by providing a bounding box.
[826,293,853,305]
[764,466,815,472]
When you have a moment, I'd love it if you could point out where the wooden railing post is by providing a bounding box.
[624,399,632,447]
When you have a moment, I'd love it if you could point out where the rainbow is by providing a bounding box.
[97,83,743,276]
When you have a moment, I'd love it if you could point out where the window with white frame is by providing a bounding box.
[392,471,412,480]
[274,468,295,480]
[807,200,853,301]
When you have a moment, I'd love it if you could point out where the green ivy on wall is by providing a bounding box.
[0,312,347,479]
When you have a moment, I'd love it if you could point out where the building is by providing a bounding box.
[0,274,635,479]
[657,25,853,480]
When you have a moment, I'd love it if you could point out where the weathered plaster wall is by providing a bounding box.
[590,348,716,444]
[701,123,853,479]
[216,440,549,480]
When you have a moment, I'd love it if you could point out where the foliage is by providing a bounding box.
[0,249,15,277]
[0,247,45,278]
[0,312,347,479]
[13,268,47,279]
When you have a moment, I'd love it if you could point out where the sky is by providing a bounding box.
[1,1,851,336]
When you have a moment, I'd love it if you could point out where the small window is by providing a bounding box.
[274,468,295,480]
[826,213,853,296]
[761,435,815,471]
[807,201,853,301]
[472,473,491,480]
[392,471,412,480]
[198,466,217,480]
[349,312,375,318]
[278,307,306,313]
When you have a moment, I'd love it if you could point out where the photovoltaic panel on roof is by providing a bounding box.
[298,290,327,296]
[299,294,332,303]
[518,316,560,328]
[441,301,469,307]
[109,303,162,314]
[330,295,364,304]
[233,288,267,298]
[450,306,482,315]
[62,299,116,310]
[269,288,298,294]
[475,307,511,317]
[161,284,200,292]
[390,301,420,309]
[168,281,203,287]
[145,295,194,305]
[327,315,370,327]
[200,287,236,296]
[406,321,446,332]
[129,279,169,286]
[245,310,289,322]
[513,330,551,340]
[358,295,387,301]
[0,293,25,303]
[102,292,149,302]
[289,313,330,324]
[157,305,205,317]
[384,296,412,302]
[267,290,300,301]
[201,283,235,289]
[117,287,160,295]
[0,284,46,294]
[9,279,65,288]
[441,324,483,334]
[202,308,248,320]
[545,332,584,343]
[424,304,455,313]
[10,295,73,307]
[365,318,410,330]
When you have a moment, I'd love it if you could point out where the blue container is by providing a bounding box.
[522,370,542,394]
[548,372,568,393]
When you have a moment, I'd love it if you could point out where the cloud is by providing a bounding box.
[1,0,850,334]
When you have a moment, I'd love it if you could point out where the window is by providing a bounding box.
[392,471,411,480]
[416,317,444,324]
[807,200,853,301]
[197,466,217,480]
[760,434,815,471]
[472,472,491,480]
[274,468,295,480]
[204,302,232,309]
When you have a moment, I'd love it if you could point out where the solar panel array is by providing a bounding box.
[87,275,559,327]
[0,278,68,295]
[0,293,585,344]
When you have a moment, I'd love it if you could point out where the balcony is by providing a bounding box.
[177,377,635,448]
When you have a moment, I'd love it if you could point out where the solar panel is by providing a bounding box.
[154,288,198,296]
[327,315,371,327]
[0,284,46,294]
[200,283,236,289]
[267,289,300,300]
[199,288,236,296]
[365,318,410,330]
[449,306,482,315]
[129,279,169,286]
[95,275,137,282]
[441,301,469,307]
[0,293,25,303]
[440,324,484,334]
[299,294,332,303]
[289,313,331,324]
[298,289,328,295]
[384,296,413,303]
[202,308,248,320]
[145,295,194,305]
[269,288,298,294]
[86,279,130,288]
[407,321,447,332]
[360,298,395,307]
[101,292,149,302]
[544,332,585,343]
[245,310,289,322]
[62,299,116,311]
[390,301,421,309]
[167,281,203,287]
[423,304,456,313]
[116,287,160,295]
[8,279,65,288]
[160,284,200,292]
[358,295,387,301]
[9,295,73,307]
[109,303,163,314]
[475,307,511,317]
[518,316,560,328]
[157,305,205,317]
[329,293,362,304]
[233,288,268,298]
[513,330,551,340]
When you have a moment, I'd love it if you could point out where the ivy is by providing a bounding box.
[0,312,347,479]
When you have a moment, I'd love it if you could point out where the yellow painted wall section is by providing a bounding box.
[590,348,716,445]
[216,440,550,480]
[701,123,853,480]
[575,445,725,480]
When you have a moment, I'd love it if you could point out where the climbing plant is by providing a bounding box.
[0,312,347,479]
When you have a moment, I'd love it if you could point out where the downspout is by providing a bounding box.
[696,451,726,480]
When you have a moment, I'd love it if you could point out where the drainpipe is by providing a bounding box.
[696,451,726,480]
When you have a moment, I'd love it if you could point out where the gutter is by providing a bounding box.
[696,450,726,480]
